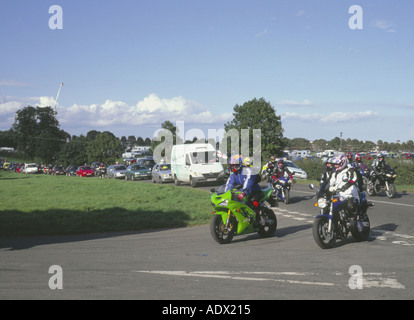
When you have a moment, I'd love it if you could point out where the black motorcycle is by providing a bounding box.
[367,165,398,198]
[96,167,107,178]
[309,183,373,249]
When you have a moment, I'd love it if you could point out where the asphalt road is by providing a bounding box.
[1,181,413,300]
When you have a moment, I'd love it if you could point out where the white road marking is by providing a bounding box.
[272,209,414,248]
[133,270,405,289]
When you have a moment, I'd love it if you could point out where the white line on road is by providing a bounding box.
[133,270,405,289]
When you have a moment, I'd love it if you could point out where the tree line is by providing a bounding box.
[1,99,412,167]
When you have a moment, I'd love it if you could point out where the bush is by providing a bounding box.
[294,158,414,185]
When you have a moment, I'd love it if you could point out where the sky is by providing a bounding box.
[1,0,413,145]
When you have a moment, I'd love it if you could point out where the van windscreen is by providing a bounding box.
[190,151,218,164]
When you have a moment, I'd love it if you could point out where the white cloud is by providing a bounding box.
[296,10,305,17]
[277,99,313,107]
[256,29,268,37]
[0,94,232,137]
[372,20,396,32]
[282,111,380,123]
[0,80,30,87]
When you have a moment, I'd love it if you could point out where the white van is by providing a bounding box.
[24,163,38,174]
[171,143,225,187]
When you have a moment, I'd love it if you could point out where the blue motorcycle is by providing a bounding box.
[269,176,292,206]
[309,184,373,249]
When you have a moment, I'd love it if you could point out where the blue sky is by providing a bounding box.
[1,0,413,144]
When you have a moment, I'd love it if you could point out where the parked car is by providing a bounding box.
[51,166,65,175]
[125,164,151,180]
[136,157,156,174]
[76,166,95,177]
[284,160,308,180]
[24,163,39,174]
[106,164,127,179]
[65,166,77,176]
[152,163,173,183]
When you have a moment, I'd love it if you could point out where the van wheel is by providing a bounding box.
[174,175,181,186]
[190,176,197,188]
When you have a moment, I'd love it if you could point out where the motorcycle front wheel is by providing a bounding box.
[386,183,396,198]
[283,189,290,204]
[313,216,336,249]
[367,181,375,196]
[210,214,235,244]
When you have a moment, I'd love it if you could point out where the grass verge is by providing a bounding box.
[0,171,213,238]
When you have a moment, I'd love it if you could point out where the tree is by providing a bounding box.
[12,105,68,161]
[57,135,89,166]
[127,135,136,147]
[224,98,286,167]
[86,131,122,164]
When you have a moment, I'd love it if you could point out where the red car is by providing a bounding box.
[76,166,95,177]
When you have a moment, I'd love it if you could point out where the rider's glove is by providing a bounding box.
[329,186,336,193]
[238,192,246,200]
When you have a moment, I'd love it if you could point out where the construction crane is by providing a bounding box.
[53,82,64,111]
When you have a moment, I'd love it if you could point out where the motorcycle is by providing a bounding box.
[96,167,107,178]
[367,165,398,198]
[210,185,277,244]
[269,176,292,205]
[309,183,373,249]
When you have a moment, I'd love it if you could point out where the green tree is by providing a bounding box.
[12,105,68,161]
[224,98,286,164]
[86,131,122,164]
[57,135,89,167]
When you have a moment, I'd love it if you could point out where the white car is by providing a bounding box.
[24,163,38,174]
[284,161,308,180]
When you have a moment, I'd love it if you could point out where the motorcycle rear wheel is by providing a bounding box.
[210,215,234,244]
[350,214,370,242]
[313,216,336,249]
[257,208,277,238]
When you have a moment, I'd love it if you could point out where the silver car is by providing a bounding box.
[151,163,173,183]
[284,161,308,180]
[106,164,127,179]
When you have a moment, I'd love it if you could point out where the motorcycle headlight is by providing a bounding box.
[317,198,328,209]
[386,174,392,178]
[280,180,286,184]
[392,174,397,178]
[218,199,228,207]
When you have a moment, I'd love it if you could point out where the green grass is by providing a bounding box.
[0,171,213,238]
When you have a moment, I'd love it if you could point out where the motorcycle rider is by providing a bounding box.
[318,157,334,197]
[263,156,277,181]
[225,155,264,222]
[272,158,293,184]
[371,153,388,185]
[327,155,360,217]
[346,152,355,166]
[353,153,370,191]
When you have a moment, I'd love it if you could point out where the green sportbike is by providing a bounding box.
[209,185,277,244]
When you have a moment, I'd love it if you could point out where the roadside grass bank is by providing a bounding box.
[1,171,412,238]
[0,171,212,238]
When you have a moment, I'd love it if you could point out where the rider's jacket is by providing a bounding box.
[372,159,387,174]
[328,165,360,201]
[273,167,293,180]
[225,167,262,195]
